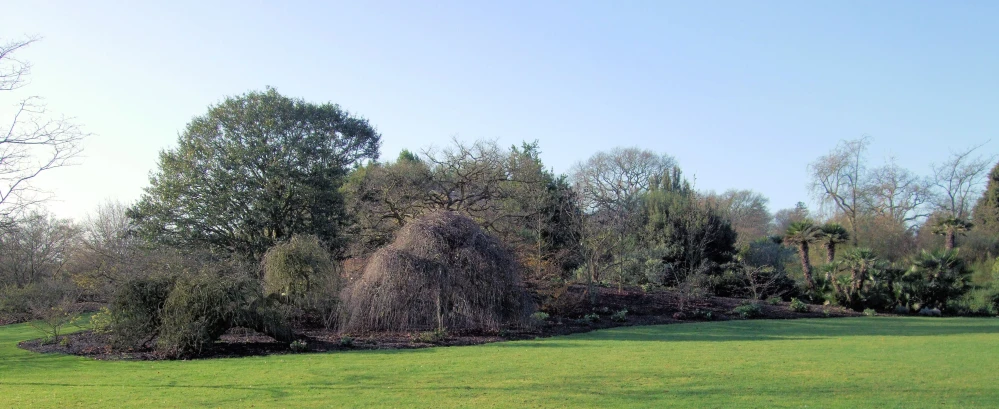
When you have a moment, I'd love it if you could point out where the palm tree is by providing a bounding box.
[905,249,971,309]
[819,223,850,264]
[844,248,877,293]
[784,220,822,289]
[932,217,973,251]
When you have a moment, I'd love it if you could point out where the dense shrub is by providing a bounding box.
[947,287,999,316]
[104,275,176,349]
[732,302,763,319]
[343,211,533,332]
[157,273,291,357]
[902,250,972,310]
[262,235,343,329]
[789,298,809,313]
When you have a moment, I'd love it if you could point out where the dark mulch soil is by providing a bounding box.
[18,285,859,361]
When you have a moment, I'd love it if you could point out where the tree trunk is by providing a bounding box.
[945,230,955,251]
[825,242,836,264]
[799,242,815,289]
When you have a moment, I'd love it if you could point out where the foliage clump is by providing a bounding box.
[343,211,533,332]
[158,272,292,358]
[262,235,343,328]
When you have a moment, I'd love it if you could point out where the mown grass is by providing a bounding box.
[1,317,997,408]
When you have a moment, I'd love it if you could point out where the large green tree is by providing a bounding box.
[131,88,380,258]
[972,161,999,234]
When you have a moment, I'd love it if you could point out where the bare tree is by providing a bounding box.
[809,136,871,245]
[702,189,771,247]
[0,211,80,287]
[570,147,676,214]
[1,37,86,225]
[863,157,932,225]
[931,142,995,219]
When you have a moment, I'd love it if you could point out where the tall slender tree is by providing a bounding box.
[819,222,850,263]
[784,220,822,289]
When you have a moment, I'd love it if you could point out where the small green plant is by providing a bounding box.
[415,329,447,343]
[767,297,782,306]
[583,313,600,323]
[59,336,71,347]
[689,309,714,320]
[863,308,877,317]
[789,298,809,313]
[893,305,910,315]
[732,303,763,319]
[611,309,628,322]
[90,307,113,334]
[530,311,550,323]
[822,309,832,317]
[338,336,354,348]
[289,339,309,353]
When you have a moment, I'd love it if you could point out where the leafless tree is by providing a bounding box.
[0,211,80,287]
[1,37,86,225]
[570,147,675,214]
[931,142,995,219]
[863,157,932,226]
[809,136,871,244]
[702,189,771,247]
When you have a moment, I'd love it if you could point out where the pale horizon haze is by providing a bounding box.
[3,1,997,222]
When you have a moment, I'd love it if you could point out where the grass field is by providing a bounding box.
[1,317,997,408]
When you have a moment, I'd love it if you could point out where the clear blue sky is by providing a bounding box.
[4,0,997,221]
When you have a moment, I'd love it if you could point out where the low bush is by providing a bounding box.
[157,272,291,358]
[863,308,877,317]
[918,307,942,317]
[893,305,910,314]
[338,336,355,348]
[946,287,999,316]
[789,298,809,313]
[414,329,447,343]
[530,311,550,325]
[767,297,782,306]
[611,309,628,322]
[289,340,309,353]
[732,302,763,319]
[582,313,600,323]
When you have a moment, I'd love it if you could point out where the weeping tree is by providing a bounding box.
[343,211,533,333]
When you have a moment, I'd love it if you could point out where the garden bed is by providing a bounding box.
[18,285,858,360]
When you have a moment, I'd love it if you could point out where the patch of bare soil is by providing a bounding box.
[18,285,858,360]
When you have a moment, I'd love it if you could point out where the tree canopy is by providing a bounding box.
[130,88,380,258]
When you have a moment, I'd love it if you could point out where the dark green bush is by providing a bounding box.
[611,309,628,322]
[732,302,763,319]
[789,298,809,313]
[105,275,175,349]
[157,273,291,357]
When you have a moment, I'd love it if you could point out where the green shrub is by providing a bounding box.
[863,308,877,317]
[686,309,710,320]
[946,288,999,316]
[583,313,600,323]
[105,275,175,349]
[262,235,344,330]
[338,336,354,348]
[767,297,782,306]
[414,329,447,343]
[732,303,763,319]
[611,309,628,322]
[822,309,831,317]
[289,340,309,353]
[893,305,910,315]
[157,273,290,357]
[789,298,809,313]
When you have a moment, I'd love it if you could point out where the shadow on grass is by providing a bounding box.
[496,317,999,345]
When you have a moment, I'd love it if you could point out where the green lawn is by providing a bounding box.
[1,317,997,408]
